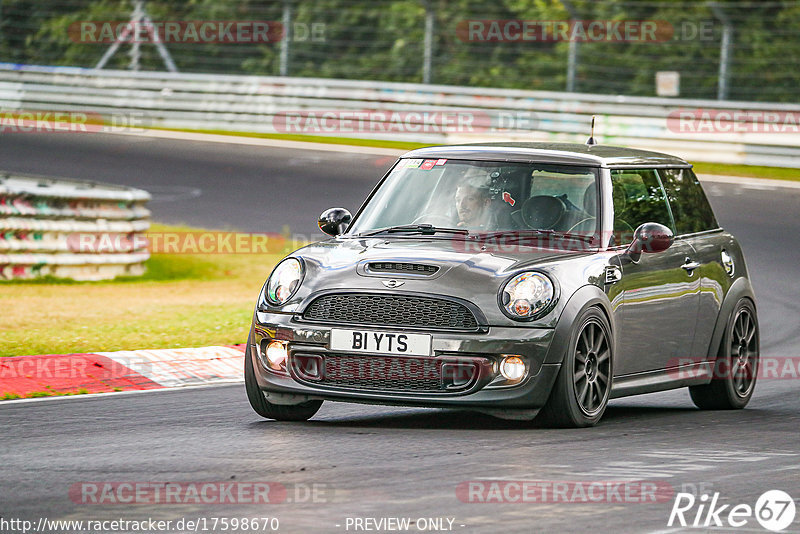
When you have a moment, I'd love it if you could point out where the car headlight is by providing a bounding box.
[499,272,555,320]
[264,258,304,306]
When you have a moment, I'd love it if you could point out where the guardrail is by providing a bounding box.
[0,63,798,168]
[0,172,150,281]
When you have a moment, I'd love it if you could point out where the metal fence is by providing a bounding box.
[1,63,799,167]
[0,0,798,103]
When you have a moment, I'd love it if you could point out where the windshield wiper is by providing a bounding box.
[361,224,469,237]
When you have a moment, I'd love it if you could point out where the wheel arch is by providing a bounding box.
[706,276,757,361]
[544,284,616,365]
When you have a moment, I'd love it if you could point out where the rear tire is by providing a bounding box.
[689,298,758,410]
[245,335,323,421]
[537,307,613,428]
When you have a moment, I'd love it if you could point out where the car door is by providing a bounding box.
[609,168,701,376]
[658,167,726,362]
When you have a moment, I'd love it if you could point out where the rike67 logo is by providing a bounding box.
[668,490,796,532]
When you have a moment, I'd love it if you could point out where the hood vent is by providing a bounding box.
[367,262,439,275]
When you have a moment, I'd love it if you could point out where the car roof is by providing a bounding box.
[400,142,691,168]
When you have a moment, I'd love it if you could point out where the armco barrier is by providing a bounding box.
[0,173,150,281]
[0,63,799,168]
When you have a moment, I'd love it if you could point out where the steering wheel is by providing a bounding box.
[567,217,596,234]
[522,196,567,230]
[615,219,634,233]
[611,219,636,245]
[411,214,454,227]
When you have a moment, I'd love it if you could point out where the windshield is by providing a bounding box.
[348,158,600,238]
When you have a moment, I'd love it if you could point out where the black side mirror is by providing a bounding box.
[626,222,674,260]
[318,208,352,236]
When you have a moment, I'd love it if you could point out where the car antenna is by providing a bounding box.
[586,115,598,145]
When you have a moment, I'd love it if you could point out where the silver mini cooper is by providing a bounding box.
[245,143,758,427]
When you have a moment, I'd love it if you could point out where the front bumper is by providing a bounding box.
[250,310,562,418]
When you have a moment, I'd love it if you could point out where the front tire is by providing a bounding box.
[245,335,323,421]
[689,298,758,410]
[537,307,613,428]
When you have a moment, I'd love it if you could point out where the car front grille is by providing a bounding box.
[302,293,480,330]
[291,353,479,393]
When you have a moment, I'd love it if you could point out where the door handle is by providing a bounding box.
[681,258,701,272]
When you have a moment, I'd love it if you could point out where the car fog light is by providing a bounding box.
[500,355,526,381]
[266,340,288,369]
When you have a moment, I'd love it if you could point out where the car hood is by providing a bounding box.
[298,236,588,274]
[265,236,603,327]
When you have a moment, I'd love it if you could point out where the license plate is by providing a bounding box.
[329,329,432,356]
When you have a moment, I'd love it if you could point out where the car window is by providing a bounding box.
[349,159,600,238]
[658,168,719,234]
[609,169,674,245]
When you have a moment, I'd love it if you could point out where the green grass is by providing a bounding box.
[2,389,91,400]
[692,162,800,182]
[0,224,289,357]
[158,127,429,151]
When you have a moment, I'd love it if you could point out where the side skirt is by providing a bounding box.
[610,361,713,399]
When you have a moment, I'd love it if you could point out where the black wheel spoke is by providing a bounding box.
[742,361,755,387]
[593,326,604,353]
[745,320,756,344]
[581,330,591,353]
[745,313,752,338]
[584,382,594,411]
[734,314,744,340]
[596,370,608,386]
[579,380,590,404]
